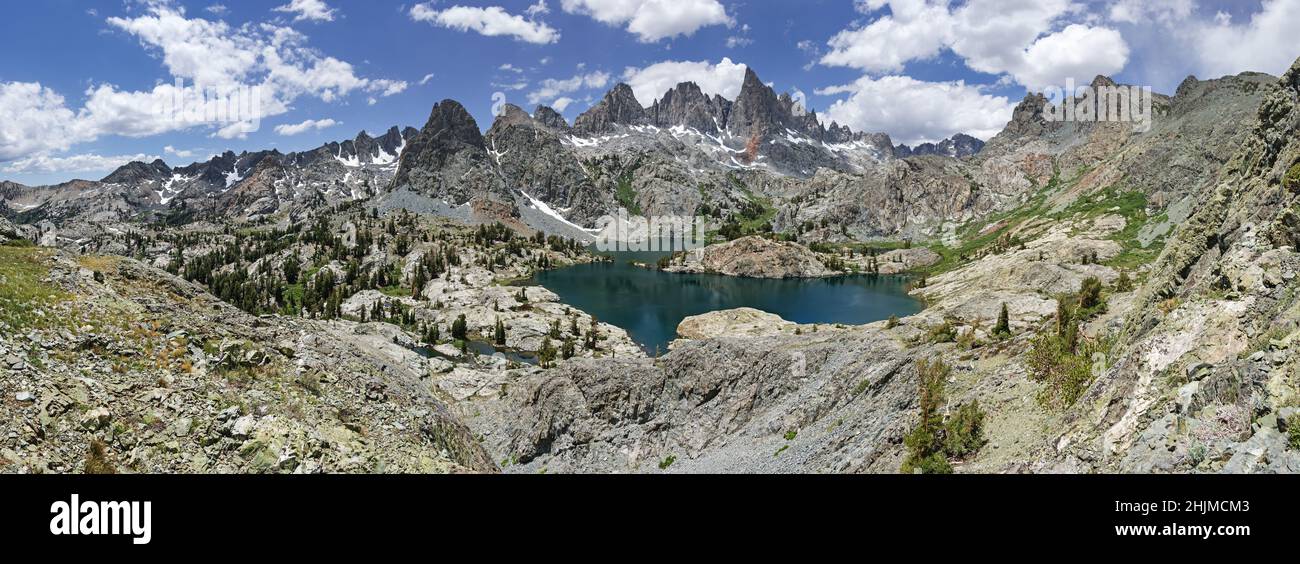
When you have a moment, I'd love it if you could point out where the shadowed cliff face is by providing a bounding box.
[391,99,513,208]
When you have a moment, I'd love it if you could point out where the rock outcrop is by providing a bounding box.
[675,308,797,341]
[661,236,835,278]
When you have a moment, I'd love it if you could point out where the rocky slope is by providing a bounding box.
[0,246,495,474]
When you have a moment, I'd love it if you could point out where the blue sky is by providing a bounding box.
[2,0,1298,185]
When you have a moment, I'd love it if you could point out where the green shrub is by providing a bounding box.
[1284,162,1300,193]
[904,452,953,474]
[944,400,987,458]
[1289,415,1300,449]
[84,439,116,475]
[1026,301,1107,410]
[901,359,955,474]
[927,319,958,343]
[1077,276,1107,317]
[1114,270,1134,292]
[658,455,676,470]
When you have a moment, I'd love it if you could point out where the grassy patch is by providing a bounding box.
[1049,184,1161,269]
[78,255,122,273]
[922,176,1058,275]
[615,171,642,216]
[379,285,408,298]
[921,166,1165,277]
[1284,162,1300,193]
[0,246,69,330]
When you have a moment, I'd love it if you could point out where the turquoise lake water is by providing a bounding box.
[530,250,924,354]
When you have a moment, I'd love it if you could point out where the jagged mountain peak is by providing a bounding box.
[1090,74,1118,89]
[727,66,787,139]
[101,159,172,184]
[533,105,571,132]
[485,104,541,136]
[573,83,647,134]
[649,81,730,134]
[419,99,487,149]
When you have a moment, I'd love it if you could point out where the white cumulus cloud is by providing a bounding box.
[0,1,399,165]
[528,71,611,105]
[551,97,576,112]
[273,0,337,23]
[820,0,1130,91]
[0,82,80,161]
[1191,0,1300,78]
[621,57,749,107]
[164,145,196,159]
[560,0,732,43]
[410,3,560,44]
[819,75,1015,145]
[274,118,339,136]
[1,152,163,176]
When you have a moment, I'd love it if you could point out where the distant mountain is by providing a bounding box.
[2,126,418,227]
[563,67,897,177]
[894,134,986,159]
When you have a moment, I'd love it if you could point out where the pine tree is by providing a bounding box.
[1115,270,1134,292]
[900,358,953,474]
[539,336,556,368]
[1056,298,1078,353]
[494,317,507,346]
[1078,276,1105,315]
[412,267,426,298]
[584,317,599,349]
[994,302,1011,337]
[451,314,468,341]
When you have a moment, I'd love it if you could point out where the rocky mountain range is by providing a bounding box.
[2,126,417,234]
[4,66,932,243]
